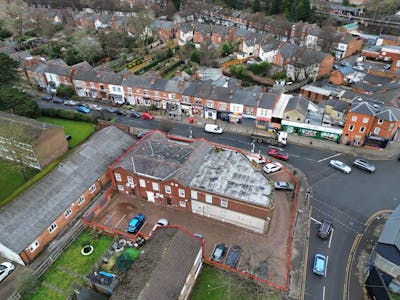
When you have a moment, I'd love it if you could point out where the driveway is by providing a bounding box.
[94,170,294,288]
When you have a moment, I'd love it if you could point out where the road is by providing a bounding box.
[34,100,400,299]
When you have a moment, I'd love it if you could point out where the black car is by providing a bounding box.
[211,243,228,263]
[318,220,333,240]
[220,112,229,121]
[130,111,141,118]
[116,110,128,116]
[225,245,242,269]
[41,95,53,101]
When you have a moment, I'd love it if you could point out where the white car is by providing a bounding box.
[89,104,103,111]
[0,262,15,283]
[353,65,365,71]
[151,218,169,235]
[263,162,283,174]
[329,159,351,174]
[64,100,78,106]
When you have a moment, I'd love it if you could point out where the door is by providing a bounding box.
[146,191,155,203]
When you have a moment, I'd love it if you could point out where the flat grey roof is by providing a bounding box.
[0,126,134,253]
[190,149,272,207]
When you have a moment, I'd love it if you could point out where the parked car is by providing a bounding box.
[116,110,128,116]
[126,213,145,234]
[130,110,141,118]
[329,159,351,174]
[263,162,283,174]
[76,104,91,114]
[340,61,350,67]
[274,181,295,191]
[225,245,242,269]
[318,220,333,240]
[384,63,391,70]
[141,112,155,120]
[204,123,223,134]
[41,94,53,101]
[0,262,15,283]
[105,107,117,113]
[313,253,327,276]
[333,64,340,70]
[136,130,149,139]
[268,149,289,161]
[64,100,77,106]
[52,97,64,104]
[220,112,229,121]
[353,65,365,71]
[151,218,169,233]
[352,158,375,173]
[211,243,228,263]
[89,104,103,111]
[194,233,203,240]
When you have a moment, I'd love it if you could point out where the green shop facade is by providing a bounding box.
[281,120,343,143]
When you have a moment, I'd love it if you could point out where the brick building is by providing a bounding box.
[112,131,273,233]
[0,126,134,265]
[0,111,68,170]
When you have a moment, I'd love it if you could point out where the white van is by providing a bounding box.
[204,123,223,134]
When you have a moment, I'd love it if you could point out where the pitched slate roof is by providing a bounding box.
[0,126,134,254]
[259,93,278,110]
[278,43,304,60]
[285,95,309,115]
[378,204,400,252]
[376,108,400,122]
[44,62,70,77]
[110,227,201,300]
[349,100,377,116]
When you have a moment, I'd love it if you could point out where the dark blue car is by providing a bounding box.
[127,213,145,234]
[225,245,242,269]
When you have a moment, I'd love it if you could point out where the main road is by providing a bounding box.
[38,100,400,299]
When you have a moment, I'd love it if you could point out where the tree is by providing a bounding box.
[252,0,260,12]
[0,119,36,181]
[289,0,297,22]
[56,84,75,98]
[0,86,40,118]
[172,0,181,10]
[342,0,350,5]
[297,0,311,21]
[128,9,154,55]
[269,0,281,15]
[220,42,232,57]
[0,53,19,86]
[75,36,103,65]
[62,48,82,66]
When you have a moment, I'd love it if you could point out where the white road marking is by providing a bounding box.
[328,228,334,249]
[311,217,322,224]
[317,153,341,163]
[114,214,127,229]
[325,256,329,277]
[323,285,326,300]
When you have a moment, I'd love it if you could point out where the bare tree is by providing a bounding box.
[0,121,36,182]
[3,0,28,37]
[76,35,103,64]
[128,9,154,55]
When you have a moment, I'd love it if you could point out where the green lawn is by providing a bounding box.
[37,117,95,148]
[0,159,38,201]
[190,265,281,300]
[26,231,113,300]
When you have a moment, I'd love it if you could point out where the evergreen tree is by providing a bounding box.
[253,0,260,12]
[269,0,281,15]
[289,0,297,22]
[297,0,311,21]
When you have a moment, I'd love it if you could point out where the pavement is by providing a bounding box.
[151,111,400,160]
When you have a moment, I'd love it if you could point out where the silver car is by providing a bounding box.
[329,160,351,174]
[353,158,375,173]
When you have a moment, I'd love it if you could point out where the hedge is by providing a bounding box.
[160,60,183,76]
[40,108,97,123]
[134,58,162,75]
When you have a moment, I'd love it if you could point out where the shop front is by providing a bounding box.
[364,135,389,149]
[281,120,343,143]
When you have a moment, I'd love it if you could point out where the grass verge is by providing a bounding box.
[37,117,95,148]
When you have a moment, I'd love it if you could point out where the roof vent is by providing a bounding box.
[373,104,379,108]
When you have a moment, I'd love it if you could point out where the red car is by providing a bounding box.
[268,149,289,161]
[141,112,155,120]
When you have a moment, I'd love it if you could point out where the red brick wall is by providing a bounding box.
[20,174,109,264]
[341,112,374,145]
[318,55,334,77]
[330,70,345,85]
[344,39,363,57]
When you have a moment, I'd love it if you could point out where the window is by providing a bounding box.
[360,126,365,133]
[139,179,146,188]
[191,190,197,199]
[48,223,57,233]
[127,176,134,185]
[118,185,124,191]
[378,119,384,124]
[78,196,85,206]
[363,117,369,124]
[179,201,186,207]
[351,115,357,122]
[115,173,122,181]
[64,208,72,218]
[220,199,228,208]
[152,182,159,191]
[89,184,96,194]
[165,185,172,194]
[348,124,354,131]
[389,123,394,131]
[29,240,39,252]
[374,127,380,135]
[179,189,185,198]
[206,194,212,204]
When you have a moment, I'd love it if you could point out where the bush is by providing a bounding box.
[160,60,183,76]
[0,28,12,40]
[56,84,75,99]
[273,71,287,80]
[247,61,272,76]
[40,108,97,123]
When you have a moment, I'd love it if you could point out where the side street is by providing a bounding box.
[0,0,400,300]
